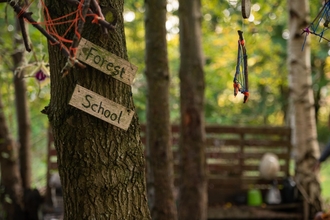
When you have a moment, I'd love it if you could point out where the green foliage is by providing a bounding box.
[200,0,288,125]
[125,0,291,125]
[124,1,147,122]
[125,0,330,129]
[321,160,330,209]
[1,0,330,194]
[0,2,50,188]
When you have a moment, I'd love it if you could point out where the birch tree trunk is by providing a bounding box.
[145,0,177,219]
[178,0,207,219]
[44,1,151,219]
[288,0,322,218]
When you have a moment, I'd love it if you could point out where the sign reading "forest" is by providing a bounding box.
[69,85,134,130]
[76,38,137,85]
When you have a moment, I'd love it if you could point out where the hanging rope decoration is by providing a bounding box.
[302,0,330,48]
[4,0,117,77]
[233,30,249,103]
[15,59,49,82]
[14,50,50,95]
[231,0,251,103]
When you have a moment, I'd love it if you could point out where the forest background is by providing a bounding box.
[1,0,330,206]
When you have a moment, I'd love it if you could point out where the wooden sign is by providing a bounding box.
[69,85,134,130]
[76,38,138,85]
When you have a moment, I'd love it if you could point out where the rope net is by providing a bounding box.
[16,0,101,59]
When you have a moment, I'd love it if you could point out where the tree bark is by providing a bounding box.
[177,0,207,219]
[44,1,151,219]
[144,0,177,220]
[12,17,32,190]
[0,92,25,220]
[288,0,322,218]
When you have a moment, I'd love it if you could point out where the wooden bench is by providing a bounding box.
[47,125,303,219]
[141,125,302,219]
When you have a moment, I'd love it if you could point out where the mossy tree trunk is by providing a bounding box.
[177,0,207,219]
[288,0,322,218]
[144,0,177,219]
[45,1,151,219]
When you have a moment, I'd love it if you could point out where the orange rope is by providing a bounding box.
[69,47,78,59]
[17,0,34,18]
[87,13,100,24]
[21,0,89,56]
[15,0,104,60]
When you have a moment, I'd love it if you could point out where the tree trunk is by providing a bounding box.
[177,0,207,219]
[0,92,25,220]
[12,17,32,190]
[144,0,177,219]
[288,0,322,218]
[44,1,151,219]
[13,72,32,190]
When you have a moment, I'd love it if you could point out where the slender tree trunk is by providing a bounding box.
[177,0,207,219]
[288,0,322,218]
[144,0,177,219]
[44,1,151,219]
[0,92,25,220]
[13,74,32,190]
[12,18,32,190]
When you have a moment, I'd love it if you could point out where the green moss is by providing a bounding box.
[105,11,115,23]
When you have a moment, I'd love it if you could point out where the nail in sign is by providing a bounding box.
[69,85,134,130]
[76,38,137,85]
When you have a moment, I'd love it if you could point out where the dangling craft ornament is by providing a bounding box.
[302,0,330,44]
[233,30,249,103]
[33,62,50,82]
[16,58,50,82]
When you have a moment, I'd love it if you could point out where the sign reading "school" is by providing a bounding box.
[69,85,134,130]
[76,38,137,85]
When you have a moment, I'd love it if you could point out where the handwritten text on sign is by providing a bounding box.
[69,85,134,130]
[76,38,137,85]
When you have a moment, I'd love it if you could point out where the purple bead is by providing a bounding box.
[35,70,47,81]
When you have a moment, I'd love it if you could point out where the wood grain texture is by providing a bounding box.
[76,38,137,85]
[69,85,134,130]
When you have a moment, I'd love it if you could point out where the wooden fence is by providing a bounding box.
[140,125,293,205]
